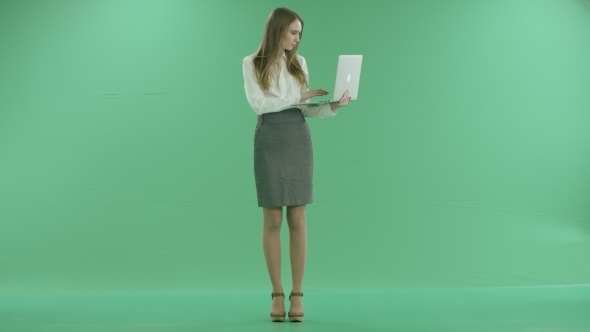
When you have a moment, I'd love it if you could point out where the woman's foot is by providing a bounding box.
[270,292,286,322]
[288,292,304,322]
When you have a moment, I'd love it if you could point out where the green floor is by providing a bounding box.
[1,285,589,332]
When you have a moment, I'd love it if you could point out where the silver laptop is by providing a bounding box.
[293,55,363,106]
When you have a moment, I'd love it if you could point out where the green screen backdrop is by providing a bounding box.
[1,0,589,295]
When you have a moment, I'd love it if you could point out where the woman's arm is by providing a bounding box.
[242,57,301,116]
[298,55,339,118]
[299,104,337,118]
[299,91,351,118]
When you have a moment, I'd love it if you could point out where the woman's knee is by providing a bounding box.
[263,207,283,230]
[287,205,306,230]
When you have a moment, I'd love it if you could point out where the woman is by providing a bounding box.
[242,7,350,322]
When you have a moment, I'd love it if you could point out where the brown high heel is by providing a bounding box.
[270,292,286,322]
[288,292,304,322]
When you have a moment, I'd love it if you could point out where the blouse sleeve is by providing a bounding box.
[242,56,301,116]
[297,55,338,118]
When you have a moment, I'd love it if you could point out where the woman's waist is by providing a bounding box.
[258,108,303,123]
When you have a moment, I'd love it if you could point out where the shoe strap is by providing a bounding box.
[271,292,285,299]
[289,292,303,300]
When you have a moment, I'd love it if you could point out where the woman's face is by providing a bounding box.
[281,19,302,53]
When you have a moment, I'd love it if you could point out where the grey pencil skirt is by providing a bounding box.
[254,108,313,207]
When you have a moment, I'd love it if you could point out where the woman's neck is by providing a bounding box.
[273,51,285,64]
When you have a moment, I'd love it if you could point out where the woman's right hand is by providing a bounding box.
[300,89,328,102]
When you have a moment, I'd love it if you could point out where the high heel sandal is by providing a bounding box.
[288,292,304,322]
[270,292,286,322]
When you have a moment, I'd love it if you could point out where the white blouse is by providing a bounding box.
[242,53,337,118]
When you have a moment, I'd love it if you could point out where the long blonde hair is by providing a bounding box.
[253,7,307,91]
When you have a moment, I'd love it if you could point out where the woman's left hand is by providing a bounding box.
[330,90,351,111]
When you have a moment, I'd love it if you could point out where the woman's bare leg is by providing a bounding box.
[286,205,307,313]
[262,206,284,313]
